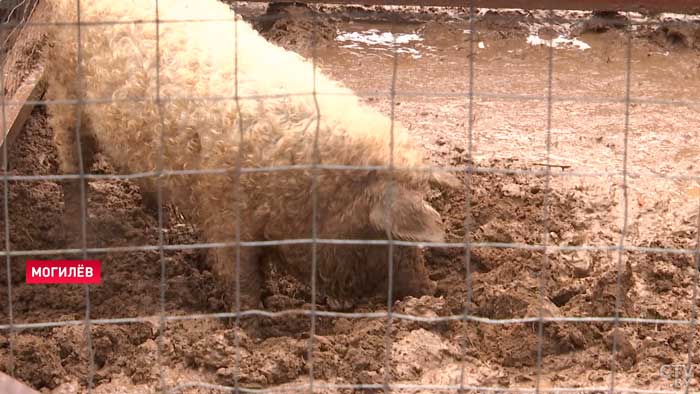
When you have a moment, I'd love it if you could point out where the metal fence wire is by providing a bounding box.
[0,0,700,393]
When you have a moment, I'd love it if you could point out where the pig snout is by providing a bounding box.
[392,246,437,299]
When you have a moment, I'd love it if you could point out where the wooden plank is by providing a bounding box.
[250,0,700,12]
[0,372,41,394]
[1,0,48,152]
[2,0,47,95]
[1,66,46,149]
[1,1,43,87]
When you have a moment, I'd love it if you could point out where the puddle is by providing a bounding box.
[336,29,423,45]
[336,29,428,59]
[526,34,591,50]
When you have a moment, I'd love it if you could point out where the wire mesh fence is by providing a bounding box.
[1,0,700,393]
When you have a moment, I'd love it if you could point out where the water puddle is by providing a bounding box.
[335,29,428,59]
[526,34,591,50]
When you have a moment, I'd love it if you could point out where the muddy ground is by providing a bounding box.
[2,3,700,393]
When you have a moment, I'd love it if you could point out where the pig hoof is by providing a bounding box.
[326,296,354,311]
[223,294,262,313]
[427,280,438,296]
[225,316,263,337]
[223,296,264,336]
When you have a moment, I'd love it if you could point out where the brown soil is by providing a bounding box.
[2,3,700,393]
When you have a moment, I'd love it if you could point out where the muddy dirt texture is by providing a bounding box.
[3,3,700,393]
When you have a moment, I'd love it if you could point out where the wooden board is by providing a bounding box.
[1,0,48,154]
[1,65,46,150]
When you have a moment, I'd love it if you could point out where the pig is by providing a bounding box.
[43,0,458,311]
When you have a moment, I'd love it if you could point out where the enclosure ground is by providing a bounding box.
[2,4,700,393]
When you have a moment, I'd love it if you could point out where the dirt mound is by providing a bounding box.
[644,21,700,49]
[250,3,339,55]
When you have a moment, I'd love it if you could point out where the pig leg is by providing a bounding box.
[49,100,97,247]
[210,246,264,311]
[138,186,171,228]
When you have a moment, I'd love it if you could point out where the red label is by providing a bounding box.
[26,260,101,284]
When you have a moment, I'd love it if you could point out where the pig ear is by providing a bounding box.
[370,189,445,243]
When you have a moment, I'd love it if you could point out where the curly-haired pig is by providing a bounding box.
[44,0,459,311]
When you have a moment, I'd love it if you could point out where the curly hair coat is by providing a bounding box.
[44,0,457,310]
